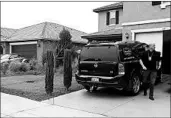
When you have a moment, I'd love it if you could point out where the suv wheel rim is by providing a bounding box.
[133,76,140,93]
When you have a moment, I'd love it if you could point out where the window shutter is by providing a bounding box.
[106,12,110,25]
[152,1,161,6]
[116,10,119,24]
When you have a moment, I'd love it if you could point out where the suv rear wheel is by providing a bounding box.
[130,73,141,95]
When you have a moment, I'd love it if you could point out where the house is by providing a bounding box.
[82,1,171,74]
[0,28,18,54]
[0,22,88,63]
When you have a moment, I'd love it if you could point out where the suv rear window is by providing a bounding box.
[80,45,118,62]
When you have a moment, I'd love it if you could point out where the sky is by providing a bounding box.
[1,2,115,33]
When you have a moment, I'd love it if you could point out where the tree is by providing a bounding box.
[56,27,72,58]
[55,28,73,90]
[63,49,72,91]
[45,51,54,95]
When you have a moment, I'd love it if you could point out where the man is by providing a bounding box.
[139,44,161,100]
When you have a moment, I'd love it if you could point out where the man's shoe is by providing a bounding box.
[149,96,154,100]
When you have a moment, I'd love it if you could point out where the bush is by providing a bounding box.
[20,62,30,72]
[29,58,38,70]
[9,61,21,72]
[63,49,72,90]
[9,61,30,73]
[35,63,45,73]
[28,58,46,74]
[1,62,9,75]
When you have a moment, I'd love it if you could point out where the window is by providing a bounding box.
[152,1,161,6]
[106,10,119,25]
[80,46,118,62]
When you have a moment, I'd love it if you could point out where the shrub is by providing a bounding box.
[35,63,45,73]
[1,62,9,75]
[9,61,21,72]
[20,62,30,72]
[29,58,38,70]
[45,51,54,95]
[63,49,72,90]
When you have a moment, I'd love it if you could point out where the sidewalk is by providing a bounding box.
[1,93,105,117]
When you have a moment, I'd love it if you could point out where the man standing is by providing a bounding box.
[139,44,161,100]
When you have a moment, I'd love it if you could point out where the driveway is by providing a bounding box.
[42,75,170,117]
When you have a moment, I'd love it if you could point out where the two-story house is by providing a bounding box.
[82,1,171,74]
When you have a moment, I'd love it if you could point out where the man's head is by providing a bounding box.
[149,43,155,52]
[144,45,149,51]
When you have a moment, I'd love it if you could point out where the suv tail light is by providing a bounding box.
[118,63,125,75]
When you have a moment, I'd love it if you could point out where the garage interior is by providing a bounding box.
[135,29,171,74]
[11,44,37,59]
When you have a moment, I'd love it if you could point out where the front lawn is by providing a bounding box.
[1,74,84,101]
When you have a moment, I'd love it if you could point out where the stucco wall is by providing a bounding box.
[98,9,123,31]
[4,42,10,54]
[37,40,43,63]
[43,40,57,54]
[122,2,171,23]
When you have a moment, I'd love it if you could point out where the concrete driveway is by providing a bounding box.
[42,77,170,117]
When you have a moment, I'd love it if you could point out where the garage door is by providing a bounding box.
[11,44,37,59]
[135,32,163,56]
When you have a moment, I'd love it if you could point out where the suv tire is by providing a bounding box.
[84,85,98,92]
[84,85,90,92]
[130,73,141,95]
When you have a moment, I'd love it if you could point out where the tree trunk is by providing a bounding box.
[45,51,54,95]
[63,49,72,90]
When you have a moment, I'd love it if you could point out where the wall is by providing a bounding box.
[4,42,10,54]
[37,40,44,63]
[98,9,123,31]
[122,2,170,23]
[43,40,57,54]
[122,21,170,41]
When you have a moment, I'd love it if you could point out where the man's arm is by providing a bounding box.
[139,59,147,70]
[156,51,162,70]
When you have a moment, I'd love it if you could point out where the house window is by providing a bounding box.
[152,1,161,6]
[106,10,119,26]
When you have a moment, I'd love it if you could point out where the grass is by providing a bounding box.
[1,74,84,101]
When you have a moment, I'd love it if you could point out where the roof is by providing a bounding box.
[1,22,88,44]
[82,28,122,40]
[93,2,123,13]
[0,28,18,41]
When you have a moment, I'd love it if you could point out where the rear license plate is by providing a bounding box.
[91,78,99,82]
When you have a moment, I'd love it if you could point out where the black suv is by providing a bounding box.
[75,41,160,95]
